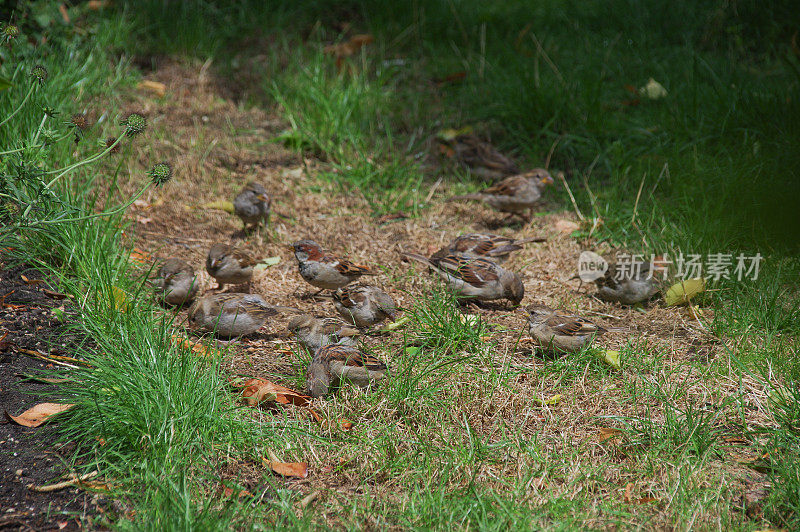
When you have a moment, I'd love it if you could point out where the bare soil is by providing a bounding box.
[0,264,108,531]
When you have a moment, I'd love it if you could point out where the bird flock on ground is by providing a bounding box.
[150,134,659,398]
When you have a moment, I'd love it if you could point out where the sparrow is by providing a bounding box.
[206,243,255,290]
[291,240,374,293]
[525,304,609,354]
[595,260,661,305]
[234,181,270,231]
[306,343,388,398]
[446,169,553,221]
[333,284,397,328]
[151,258,199,306]
[188,293,282,337]
[404,252,524,305]
[286,314,359,350]
[432,233,545,262]
[440,133,520,182]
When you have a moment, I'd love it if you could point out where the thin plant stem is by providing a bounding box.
[0,84,35,128]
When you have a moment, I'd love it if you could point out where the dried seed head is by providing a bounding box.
[70,113,90,130]
[104,136,121,153]
[148,162,173,186]
[121,112,147,137]
[31,64,48,85]
[41,105,58,117]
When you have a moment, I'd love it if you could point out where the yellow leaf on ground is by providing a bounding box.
[111,286,130,312]
[664,278,705,306]
[532,394,563,406]
[138,80,166,98]
[639,78,668,99]
[597,349,621,369]
[196,200,235,213]
[4,403,74,427]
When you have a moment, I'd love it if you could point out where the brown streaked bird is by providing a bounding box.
[595,259,662,306]
[151,258,199,307]
[188,293,281,338]
[404,252,524,306]
[206,243,256,291]
[287,314,359,351]
[441,133,520,182]
[525,304,612,354]
[306,343,388,398]
[333,284,397,328]
[291,239,374,293]
[233,181,270,232]
[432,233,545,263]
[446,169,554,221]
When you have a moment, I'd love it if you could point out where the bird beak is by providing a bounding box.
[541,174,554,186]
[210,259,218,269]
[257,194,268,201]
[286,244,295,251]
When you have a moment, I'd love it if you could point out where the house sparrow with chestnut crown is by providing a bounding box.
[234,181,270,231]
[446,169,554,221]
[206,243,256,291]
[525,304,610,354]
[404,252,524,306]
[441,133,520,182]
[188,293,287,338]
[151,258,199,307]
[432,233,545,263]
[287,314,359,350]
[307,343,388,398]
[291,239,374,293]
[595,260,661,306]
[333,284,397,328]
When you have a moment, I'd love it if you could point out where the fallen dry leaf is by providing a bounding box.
[20,275,44,285]
[86,0,109,9]
[232,378,312,408]
[58,4,70,24]
[170,335,218,358]
[339,419,354,430]
[129,248,152,264]
[138,80,167,98]
[554,219,580,234]
[324,34,374,58]
[263,458,308,479]
[5,403,74,427]
[597,427,623,443]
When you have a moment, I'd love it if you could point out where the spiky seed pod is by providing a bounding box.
[31,65,48,85]
[104,136,121,153]
[70,113,90,130]
[121,112,147,137]
[3,25,19,38]
[148,162,173,186]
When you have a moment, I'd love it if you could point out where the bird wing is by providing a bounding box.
[546,313,604,336]
[432,255,499,287]
[482,175,527,197]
